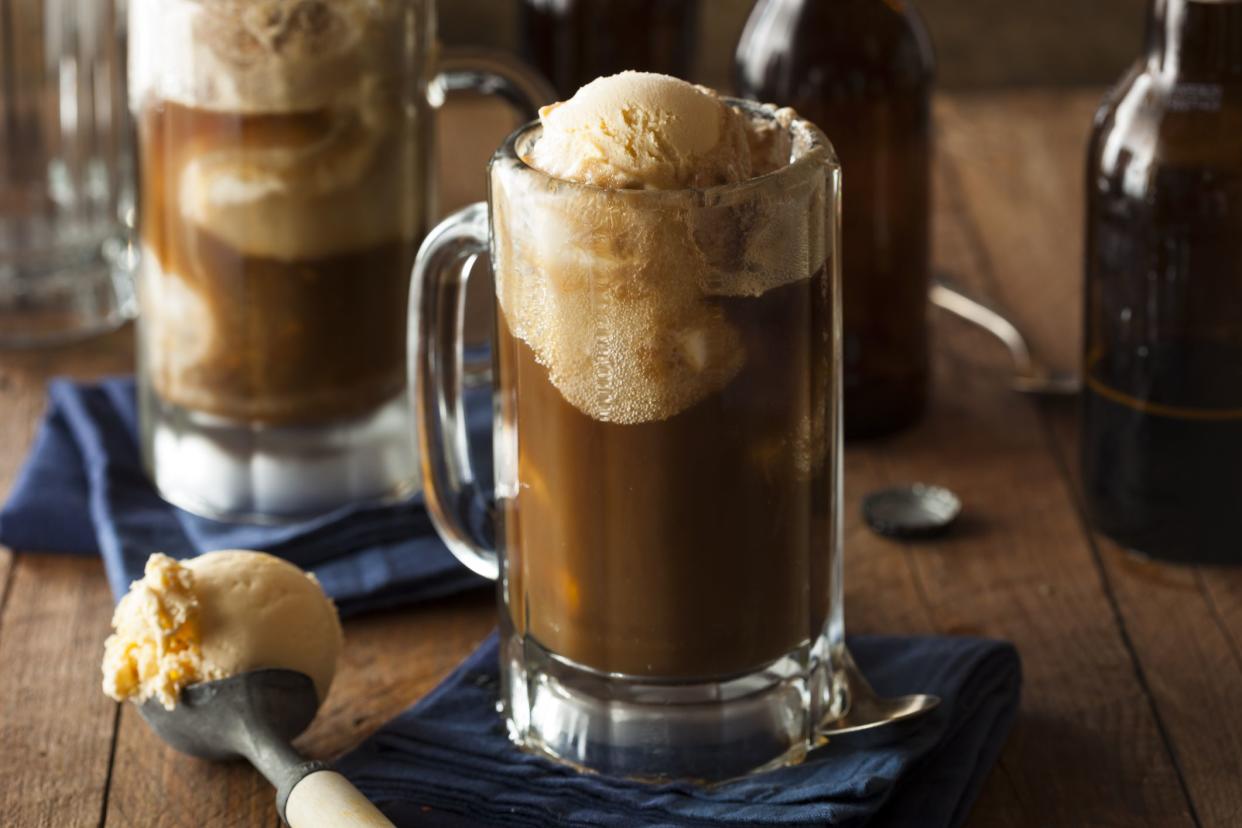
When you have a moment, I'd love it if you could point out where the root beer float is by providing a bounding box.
[131,0,430,519]
[412,72,846,777]
[493,74,835,678]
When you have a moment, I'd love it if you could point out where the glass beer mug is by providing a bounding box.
[129,0,550,521]
[412,101,846,779]
[0,0,135,346]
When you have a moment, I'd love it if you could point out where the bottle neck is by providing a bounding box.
[1146,0,1242,79]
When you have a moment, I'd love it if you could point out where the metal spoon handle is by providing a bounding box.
[931,279,1081,395]
[930,280,1036,376]
[237,712,389,826]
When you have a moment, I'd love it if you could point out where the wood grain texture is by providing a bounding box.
[1203,571,1242,672]
[939,86,1242,826]
[0,326,134,493]
[0,555,118,828]
[935,89,1104,378]
[0,548,13,617]
[1045,406,1242,828]
[884,340,1192,827]
[0,328,135,827]
[842,133,1194,825]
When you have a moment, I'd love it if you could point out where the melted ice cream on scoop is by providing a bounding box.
[102,551,343,710]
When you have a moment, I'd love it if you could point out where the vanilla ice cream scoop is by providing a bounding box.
[497,73,811,425]
[525,71,760,190]
[102,551,343,710]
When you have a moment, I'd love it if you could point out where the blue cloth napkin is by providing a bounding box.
[0,378,489,614]
[340,632,1021,828]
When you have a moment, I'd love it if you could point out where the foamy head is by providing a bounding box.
[128,0,409,113]
[492,107,832,425]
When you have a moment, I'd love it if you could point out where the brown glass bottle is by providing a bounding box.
[1082,0,1242,565]
[736,0,934,439]
[519,0,698,98]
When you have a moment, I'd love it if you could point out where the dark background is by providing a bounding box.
[440,0,1148,91]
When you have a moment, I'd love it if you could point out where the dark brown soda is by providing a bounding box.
[496,270,834,679]
[138,101,418,425]
[1082,0,1242,564]
[736,0,934,439]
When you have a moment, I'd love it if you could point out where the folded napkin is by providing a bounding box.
[340,632,1021,828]
[0,378,489,614]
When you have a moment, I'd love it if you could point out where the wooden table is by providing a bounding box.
[3,88,1241,827]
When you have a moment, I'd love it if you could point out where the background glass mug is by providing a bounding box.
[130,0,552,521]
[412,102,845,780]
[0,0,135,347]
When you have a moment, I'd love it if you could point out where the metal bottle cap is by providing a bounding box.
[863,484,962,539]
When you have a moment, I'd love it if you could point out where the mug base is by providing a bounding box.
[0,243,135,348]
[501,629,841,782]
[141,391,419,524]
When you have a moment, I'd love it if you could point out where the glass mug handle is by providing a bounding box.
[410,203,498,580]
[430,51,552,389]
[436,49,555,118]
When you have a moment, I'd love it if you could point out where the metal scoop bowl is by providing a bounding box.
[140,670,394,827]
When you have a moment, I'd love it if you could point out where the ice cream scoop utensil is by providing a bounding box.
[820,646,940,741]
[140,669,394,827]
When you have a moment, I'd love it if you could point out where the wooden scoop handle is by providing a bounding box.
[284,770,396,827]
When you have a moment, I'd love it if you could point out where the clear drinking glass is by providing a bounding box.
[412,102,845,780]
[0,0,135,346]
[130,0,551,521]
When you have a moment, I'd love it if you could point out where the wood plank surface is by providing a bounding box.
[1,89,1239,828]
[0,330,135,828]
[849,350,1193,827]
[0,548,12,617]
[942,87,1242,827]
[935,89,1103,379]
[1043,407,1242,828]
[0,555,117,828]
[865,111,1192,824]
[1203,572,1242,670]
